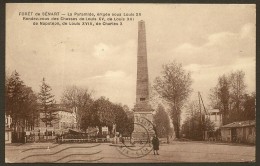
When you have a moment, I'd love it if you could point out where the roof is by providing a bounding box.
[208,109,220,113]
[66,128,98,135]
[5,126,12,131]
[38,104,73,113]
[68,129,85,135]
[221,120,255,128]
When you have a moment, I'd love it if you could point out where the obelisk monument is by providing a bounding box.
[132,20,154,140]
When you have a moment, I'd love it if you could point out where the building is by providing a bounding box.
[5,114,12,143]
[203,109,222,141]
[102,126,109,135]
[35,104,76,135]
[220,120,255,144]
[5,104,77,142]
[5,113,35,143]
[205,109,222,130]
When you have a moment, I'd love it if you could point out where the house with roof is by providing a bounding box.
[220,120,255,144]
[5,114,12,143]
[35,104,77,135]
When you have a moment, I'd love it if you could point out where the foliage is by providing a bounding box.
[153,104,171,138]
[182,112,215,140]
[113,104,130,135]
[5,72,136,138]
[61,86,134,135]
[38,78,57,128]
[21,86,38,128]
[182,101,215,140]
[6,71,25,118]
[61,86,93,129]
[209,70,255,125]
[241,92,256,121]
[154,61,192,138]
[125,108,134,135]
[5,71,38,132]
[85,97,133,136]
[91,97,115,133]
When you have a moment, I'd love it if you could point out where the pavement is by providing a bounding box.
[5,141,255,163]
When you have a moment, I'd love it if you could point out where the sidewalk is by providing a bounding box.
[5,143,24,146]
[5,142,55,147]
[169,140,255,147]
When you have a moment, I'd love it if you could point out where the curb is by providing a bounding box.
[109,144,135,147]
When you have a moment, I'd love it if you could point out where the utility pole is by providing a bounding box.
[198,91,211,140]
[198,92,203,140]
[198,92,202,122]
[115,124,117,144]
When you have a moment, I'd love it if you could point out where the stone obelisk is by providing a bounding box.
[132,20,154,141]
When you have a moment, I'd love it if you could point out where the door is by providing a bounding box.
[231,128,237,142]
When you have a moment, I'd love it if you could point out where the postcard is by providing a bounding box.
[5,3,256,163]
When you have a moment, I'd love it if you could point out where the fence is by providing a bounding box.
[26,135,56,143]
[58,138,107,143]
[12,132,25,143]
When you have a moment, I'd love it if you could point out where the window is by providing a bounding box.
[140,98,145,101]
[5,118,8,124]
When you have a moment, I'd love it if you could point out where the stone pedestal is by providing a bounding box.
[132,112,155,142]
[132,102,155,142]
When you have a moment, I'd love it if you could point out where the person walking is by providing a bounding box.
[152,135,159,155]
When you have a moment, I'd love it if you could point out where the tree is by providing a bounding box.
[6,71,25,123]
[113,104,129,135]
[154,61,192,138]
[125,107,134,136]
[186,100,199,118]
[61,86,93,130]
[5,71,38,142]
[153,104,171,139]
[182,112,215,140]
[5,71,11,114]
[90,97,115,134]
[217,74,230,125]
[209,74,231,125]
[21,86,38,131]
[182,100,200,139]
[208,70,253,124]
[242,92,255,121]
[149,86,164,109]
[209,87,221,109]
[182,100,215,140]
[228,70,247,122]
[38,78,57,132]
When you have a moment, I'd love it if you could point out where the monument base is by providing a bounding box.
[132,112,155,143]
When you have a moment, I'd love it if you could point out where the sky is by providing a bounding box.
[6,4,256,113]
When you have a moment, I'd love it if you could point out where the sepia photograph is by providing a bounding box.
[5,3,256,163]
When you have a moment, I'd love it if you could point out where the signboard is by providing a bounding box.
[102,126,108,132]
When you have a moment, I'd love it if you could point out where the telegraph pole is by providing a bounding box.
[198,92,203,140]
